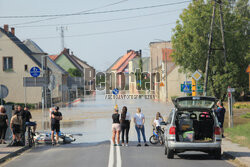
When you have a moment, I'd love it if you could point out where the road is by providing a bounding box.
[2,142,234,167]
[1,94,235,167]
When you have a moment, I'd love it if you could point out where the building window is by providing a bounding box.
[24,64,28,71]
[3,57,13,71]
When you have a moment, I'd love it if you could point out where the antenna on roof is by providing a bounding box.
[56,26,67,51]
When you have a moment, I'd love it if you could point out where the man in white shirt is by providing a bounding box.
[134,108,148,147]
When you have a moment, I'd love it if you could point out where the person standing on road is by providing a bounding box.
[134,108,148,147]
[10,110,23,146]
[51,106,62,145]
[112,108,121,146]
[0,106,8,144]
[215,101,226,138]
[120,106,131,146]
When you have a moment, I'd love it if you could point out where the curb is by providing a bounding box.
[223,151,248,167]
[0,146,30,164]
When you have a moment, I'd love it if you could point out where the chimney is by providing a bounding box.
[4,24,9,32]
[66,49,70,54]
[11,27,15,36]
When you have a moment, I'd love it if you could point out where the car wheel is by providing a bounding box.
[214,148,221,159]
[167,147,174,159]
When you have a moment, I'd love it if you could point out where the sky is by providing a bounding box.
[0,0,190,71]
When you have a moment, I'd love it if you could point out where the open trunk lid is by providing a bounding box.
[173,96,217,111]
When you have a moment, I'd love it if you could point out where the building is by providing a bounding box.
[150,41,191,102]
[106,50,141,94]
[128,57,150,94]
[23,39,69,104]
[50,48,96,96]
[0,25,43,104]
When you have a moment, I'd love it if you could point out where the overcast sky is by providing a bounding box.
[0,0,190,71]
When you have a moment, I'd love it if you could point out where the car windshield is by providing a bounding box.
[174,97,216,110]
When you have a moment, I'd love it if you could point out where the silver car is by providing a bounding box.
[164,96,222,159]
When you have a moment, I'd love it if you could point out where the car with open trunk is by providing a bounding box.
[164,96,222,159]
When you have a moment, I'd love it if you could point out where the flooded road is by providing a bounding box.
[33,93,174,143]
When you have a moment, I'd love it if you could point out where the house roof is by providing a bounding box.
[0,28,42,67]
[106,56,123,73]
[23,39,45,54]
[246,65,250,73]
[49,55,59,61]
[71,54,94,70]
[111,50,139,73]
[56,49,83,71]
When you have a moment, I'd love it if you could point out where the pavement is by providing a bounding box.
[222,138,250,167]
[0,139,249,167]
[0,143,29,164]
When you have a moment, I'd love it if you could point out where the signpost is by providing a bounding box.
[181,83,192,93]
[0,85,8,105]
[112,88,119,107]
[192,70,202,96]
[228,87,235,128]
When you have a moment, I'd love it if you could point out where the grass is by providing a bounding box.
[241,112,250,119]
[233,102,250,109]
[225,122,250,149]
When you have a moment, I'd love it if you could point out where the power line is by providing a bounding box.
[14,8,184,28]
[11,0,130,26]
[0,1,190,19]
[0,22,176,42]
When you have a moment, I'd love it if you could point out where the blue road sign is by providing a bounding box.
[181,84,192,93]
[30,67,40,77]
[112,88,119,95]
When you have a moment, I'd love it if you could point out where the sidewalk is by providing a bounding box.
[222,138,250,167]
[0,143,28,164]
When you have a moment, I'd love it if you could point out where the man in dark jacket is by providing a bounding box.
[215,101,226,138]
[51,106,62,145]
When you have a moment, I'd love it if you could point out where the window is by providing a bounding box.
[24,64,28,71]
[3,57,13,71]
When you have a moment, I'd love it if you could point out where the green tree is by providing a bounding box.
[67,68,82,77]
[171,0,249,100]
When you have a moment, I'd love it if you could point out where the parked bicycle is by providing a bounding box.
[26,125,35,147]
[149,124,165,145]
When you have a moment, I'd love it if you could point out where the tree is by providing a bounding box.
[171,0,249,100]
[67,68,82,77]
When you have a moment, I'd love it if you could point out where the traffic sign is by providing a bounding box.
[0,85,8,99]
[227,88,235,93]
[23,77,46,87]
[112,88,119,95]
[160,82,165,87]
[181,84,192,93]
[197,85,203,92]
[30,67,41,77]
[192,70,202,81]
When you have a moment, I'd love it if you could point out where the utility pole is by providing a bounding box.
[204,0,227,96]
[204,1,216,96]
[57,26,67,51]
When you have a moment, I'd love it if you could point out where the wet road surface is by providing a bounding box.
[1,93,235,167]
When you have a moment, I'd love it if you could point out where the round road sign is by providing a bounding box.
[0,85,9,99]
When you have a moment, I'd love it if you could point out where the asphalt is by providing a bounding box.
[1,141,235,167]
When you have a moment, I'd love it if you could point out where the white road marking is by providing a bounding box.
[108,140,114,167]
[116,145,122,167]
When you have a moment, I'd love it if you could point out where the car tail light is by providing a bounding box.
[169,126,176,135]
[214,127,221,135]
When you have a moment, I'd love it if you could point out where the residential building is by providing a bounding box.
[106,50,141,94]
[150,41,191,102]
[0,25,43,104]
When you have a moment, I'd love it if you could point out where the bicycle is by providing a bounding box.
[149,125,165,145]
[26,125,35,147]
